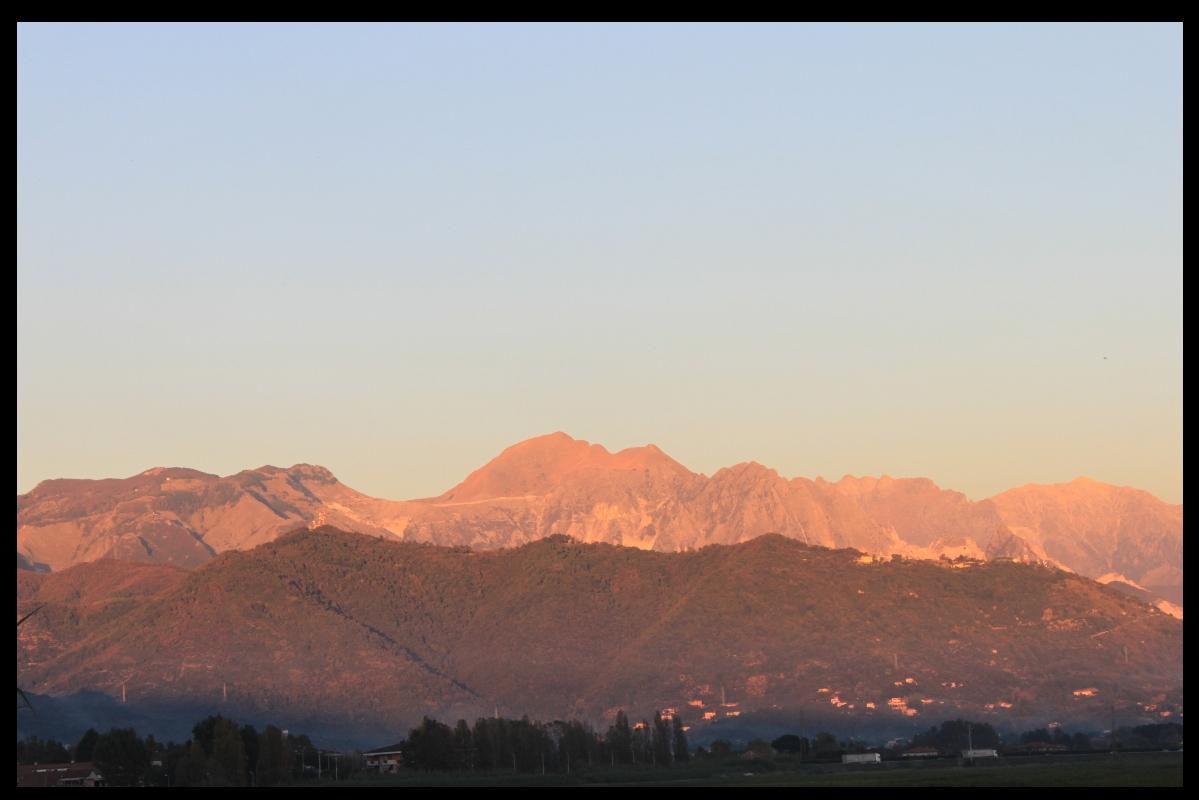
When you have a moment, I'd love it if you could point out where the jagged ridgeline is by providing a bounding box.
[17,529,1182,740]
[15,435,1184,617]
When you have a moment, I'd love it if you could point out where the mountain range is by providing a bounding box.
[17,433,1183,613]
[17,528,1183,745]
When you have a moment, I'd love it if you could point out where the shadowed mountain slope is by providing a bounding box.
[17,529,1183,737]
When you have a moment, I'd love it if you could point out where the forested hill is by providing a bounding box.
[18,528,1183,738]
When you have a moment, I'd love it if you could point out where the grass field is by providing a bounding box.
[327,751,1182,787]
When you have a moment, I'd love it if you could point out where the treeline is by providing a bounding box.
[402,710,689,773]
[922,720,1185,754]
[1108,723,1184,750]
[912,719,1001,752]
[1008,722,1183,752]
[696,725,1000,763]
[753,720,1185,760]
[16,735,71,765]
[16,715,345,787]
[17,717,1182,785]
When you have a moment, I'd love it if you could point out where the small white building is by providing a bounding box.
[363,743,405,774]
[961,748,999,760]
[842,753,882,764]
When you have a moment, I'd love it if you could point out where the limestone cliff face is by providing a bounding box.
[17,433,1183,611]
[989,477,1183,603]
[17,464,402,571]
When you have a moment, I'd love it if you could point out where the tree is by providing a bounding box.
[287,733,315,780]
[671,716,690,763]
[141,737,169,787]
[1020,727,1053,744]
[631,720,651,765]
[915,720,999,752]
[813,732,841,757]
[257,726,286,786]
[280,732,295,781]
[771,734,807,755]
[17,735,70,765]
[176,740,208,787]
[453,719,474,771]
[652,711,672,765]
[604,711,632,764]
[472,718,500,770]
[512,715,547,772]
[403,717,455,771]
[1121,723,1183,750]
[745,739,775,759]
[93,728,150,787]
[74,728,100,762]
[556,719,595,771]
[192,715,227,757]
[240,724,260,784]
[210,718,248,786]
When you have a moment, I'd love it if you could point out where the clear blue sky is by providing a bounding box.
[17,23,1183,502]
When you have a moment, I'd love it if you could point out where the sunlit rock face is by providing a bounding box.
[18,433,1183,612]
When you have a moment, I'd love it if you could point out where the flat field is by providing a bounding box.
[331,750,1182,787]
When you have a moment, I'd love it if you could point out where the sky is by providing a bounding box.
[17,23,1183,503]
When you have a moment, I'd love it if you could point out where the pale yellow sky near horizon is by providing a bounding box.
[17,24,1182,505]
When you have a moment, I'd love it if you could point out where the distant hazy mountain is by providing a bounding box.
[17,433,1182,614]
[17,529,1182,739]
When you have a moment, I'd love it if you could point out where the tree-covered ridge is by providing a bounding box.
[17,529,1183,738]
